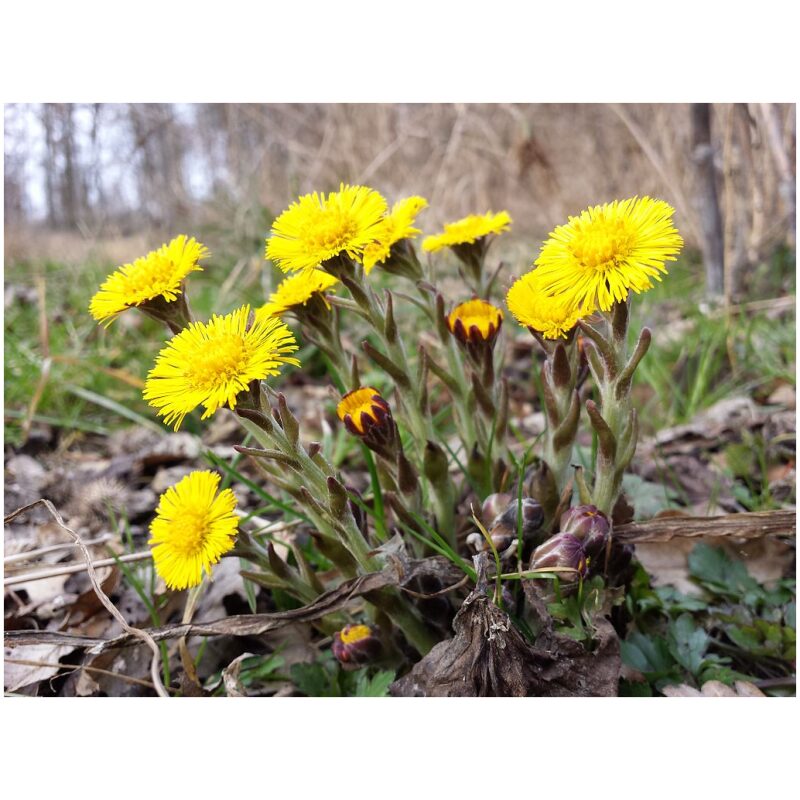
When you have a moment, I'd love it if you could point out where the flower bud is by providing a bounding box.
[331,624,382,667]
[336,387,396,458]
[481,492,512,524]
[447,299,503,360]
[530,533,587,580]
[484,496,545,547]
[466,529,516,556]
[559,504,611,558]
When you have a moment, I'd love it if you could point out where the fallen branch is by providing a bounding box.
[614,509,795,543]
[4,555,463,654]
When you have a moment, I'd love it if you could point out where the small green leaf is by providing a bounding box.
[667,613,709,675]
[621,632,676,676]
[291,662,339,697]
[354,670,396,697]
[687,542,760,599]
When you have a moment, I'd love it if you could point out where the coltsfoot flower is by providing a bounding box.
[255,269,339,321]
[506,272,585,339]
[148,470,238,590]
[332,624,382,666]
[266,183,388,273]
[422,210,511,253]
[447,298,504,349]
[362,196,428,274]
[336,387,396,457]
[532,197,683,312]
[89,234,209,326]
[144,305,299,430]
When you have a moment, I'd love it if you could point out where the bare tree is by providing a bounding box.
[690,103,725,299]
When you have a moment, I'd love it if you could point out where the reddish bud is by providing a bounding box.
[331,624,382,667]
[559,504,611,558]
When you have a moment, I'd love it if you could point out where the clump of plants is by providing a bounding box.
[85,186,788,696]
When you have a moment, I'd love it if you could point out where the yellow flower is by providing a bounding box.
[143,305,300,430]
[336,387,392,436]
[447,298,503,345]
[89,235,209,325]
[362,196,428,274]
[422,210,512,253]
[533,197,683,312]
[148,470,238,590]
[255,269,339,321]
[506,272,585,339]
[266,184,388,273]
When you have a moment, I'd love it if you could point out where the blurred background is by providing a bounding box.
[4,103,796,457]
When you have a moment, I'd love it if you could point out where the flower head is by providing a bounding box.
[332,624,382,666]
[362,196,428,274]
[255,269,339,321]
[337,387,397,458]
[148,470,238,590]
[144,305,299,430]
[506,272,585,339]
[266,184,388,273]
[337,387,391,435]
[422,210,511,253]
[447,298,504,347]
[89,235,209,325]
[533,197,683,312]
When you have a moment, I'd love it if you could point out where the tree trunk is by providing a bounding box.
[690,103,725,299]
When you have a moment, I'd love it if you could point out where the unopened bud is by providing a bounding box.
[559,504,611,558]
[337,386,396,458]
[481,492,512,524]
[484,496,545,545]
[447,298,503,346]
[530,532,587,580]
[331,624,382,667]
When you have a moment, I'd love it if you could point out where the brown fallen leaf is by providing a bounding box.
[222,652,254,697]
[4,643,75,693]
[390,555,621,697]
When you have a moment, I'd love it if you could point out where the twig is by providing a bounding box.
[614,509,795,543]
[3,500,169,698]
[4,534,114,565]
[400,573,470,599]
[4,551,152,586]
[3,656,177,694]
